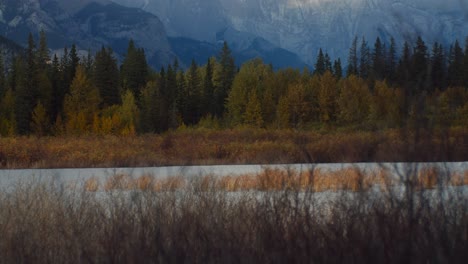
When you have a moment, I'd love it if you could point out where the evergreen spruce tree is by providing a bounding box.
[0,51,5,98]
[347,37,359,76]
[397,41,412,91]
[333,59,342,79]
[313,48,326,75]
[37,30,50,69]
[430,42,446,90]
[412,36,429,92]
[15,33,37,134]
[372,37,385,80]
[447,40,464,87]
[120,40,149,98]
[359,37,371,79]
[203,57,215,116]
[386,37,397,82]
[184,60,202,125]
[93,47,120,107]
[214,41,235,117]
[324,53,332,73]
[69,44,80,84]
[50,54,62,121]
[464,37,468,87]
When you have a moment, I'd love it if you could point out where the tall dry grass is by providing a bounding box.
[95,167,467,193]
[0,127,467,169]
[0,166,466,263]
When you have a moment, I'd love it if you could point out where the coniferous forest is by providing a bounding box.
[0,32,468,137]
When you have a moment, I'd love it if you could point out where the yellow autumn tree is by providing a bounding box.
[0,89,16,136]
[317,71,338,124]
[63,65,101,135]
[31,101,49,137]
[337,75,371,125]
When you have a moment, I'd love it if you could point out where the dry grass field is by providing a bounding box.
[0,127,467,169]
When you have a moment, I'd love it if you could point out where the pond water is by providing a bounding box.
[0,162,467,187]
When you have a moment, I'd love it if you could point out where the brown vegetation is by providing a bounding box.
[0,127,467,169]
[0,167,466,263]
[87,166,468,193]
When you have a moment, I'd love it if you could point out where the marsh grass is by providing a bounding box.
[0,166,466,263]
[96,167,467,193]
[1,128,467,169]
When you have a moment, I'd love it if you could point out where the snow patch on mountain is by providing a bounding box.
[112,0,468,65]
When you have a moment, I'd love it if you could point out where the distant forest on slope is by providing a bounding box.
[0,32,467,136]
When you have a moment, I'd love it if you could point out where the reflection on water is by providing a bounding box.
[0,162,467,187]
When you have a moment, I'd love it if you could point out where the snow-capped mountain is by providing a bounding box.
[113,0,468,65]
[0,0,175,67]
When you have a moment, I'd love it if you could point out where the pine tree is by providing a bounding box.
[412,36,429,92]
[347,37,359,76]
[359,37,371,79]
[397,41,412,91]
[202,57,215,116]
[464,37,468,87]
[120,40,149,98]
[386,37,397,82]
[184,60,202,125]
[50,54,62,121]
[69,44,80,84]
[93,47,120,107]
[314,48,326,75]
[372,37,385,80]
[430,42,446,90]
[333,59,342,79]
[447,40,464,87]
[324,53,332,73]
[0,51,5,98]
[15,33,37,134]
[37,30,50,69]
[215,41,235,117]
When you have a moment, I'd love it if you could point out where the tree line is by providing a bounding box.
[0,32,467,136]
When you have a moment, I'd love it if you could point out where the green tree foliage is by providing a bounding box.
[139,80,161,133]
[184,60,202,125]
[120,40,149,98]
[202,57,215,116]
[359,37,371,79]
[386,37,397,82]
[333,59,342,79]
[93,47,120,107]
[347,37,359,77]
[412,36,429,92]
[430,42,446,90]
[15,42,35,134]
[63,65,100,134]
[214,42,236,117]
[226,59,271,126]
[447,40,465,87]
[372,37,385,80]
[0,51,5,98]
[314,48,326,75]
[464,37,468,87]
